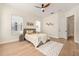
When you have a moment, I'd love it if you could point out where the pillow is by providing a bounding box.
[26,30,33,34]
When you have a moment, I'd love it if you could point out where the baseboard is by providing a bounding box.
[0,39,19,44]
[75,40,79,44]
[49,36,66,40]
[58,38,67,40]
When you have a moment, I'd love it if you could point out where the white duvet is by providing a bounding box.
[25,33,48,47]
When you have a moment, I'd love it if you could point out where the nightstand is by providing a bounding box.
[19,34,25,41]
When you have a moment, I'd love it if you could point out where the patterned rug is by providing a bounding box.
[37,41,64,56]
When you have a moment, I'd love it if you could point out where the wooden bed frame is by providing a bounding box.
[23,28,36,36]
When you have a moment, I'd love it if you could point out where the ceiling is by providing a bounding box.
[1,3,79,17]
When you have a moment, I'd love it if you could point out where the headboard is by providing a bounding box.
[23,28,36,36]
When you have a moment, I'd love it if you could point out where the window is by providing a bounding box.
[35,20,41,32]
[11,16,23,32]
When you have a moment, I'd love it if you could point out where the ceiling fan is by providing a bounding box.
[35,3,50,12]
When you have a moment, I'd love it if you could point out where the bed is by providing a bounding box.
[23,29,48,47]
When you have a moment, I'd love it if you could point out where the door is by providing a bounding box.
[67,15,74,39]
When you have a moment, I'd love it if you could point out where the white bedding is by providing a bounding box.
[25,33,48,47]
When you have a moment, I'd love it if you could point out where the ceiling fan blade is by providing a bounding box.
[35,6,41,8]
[35,3,50,12]
[44,3,50,8]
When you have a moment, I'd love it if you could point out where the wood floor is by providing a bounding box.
[0,37,79,56]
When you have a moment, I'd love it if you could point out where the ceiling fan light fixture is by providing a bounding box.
[41,8,45,12]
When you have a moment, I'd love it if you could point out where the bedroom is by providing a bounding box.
[0,3,79,56]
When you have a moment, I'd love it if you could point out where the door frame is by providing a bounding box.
[66,15,75,39]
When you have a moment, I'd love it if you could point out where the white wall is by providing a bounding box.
[42,13,59,38]
[0,6,3,42]
[64,5,79,43]
[42,5,79,42]
[74,6,79,43]
[0,10,1,42]
[42,12,67,39]
[58,12,67,39]
[56,6,79,41]
[0,5,38,43]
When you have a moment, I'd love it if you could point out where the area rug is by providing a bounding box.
[36,41,64,56]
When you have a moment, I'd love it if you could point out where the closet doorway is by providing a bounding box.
[67,15,74,40]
